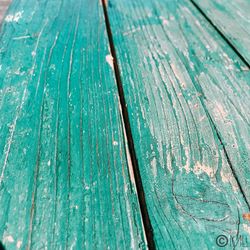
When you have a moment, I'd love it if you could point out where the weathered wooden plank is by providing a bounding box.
[192,0,250,64]
[0,0,146,249]
[0,0,11,24]
[106,0,250,248]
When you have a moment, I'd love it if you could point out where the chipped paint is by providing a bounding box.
[215,102,228,120]
[112,140,118,146]
[123,27,141,36]
[220,170,238,192]
[183,147,191,173]
[243,224,250,236]
[5,11,23,22]
[0,0,147,248]
[167,153,173,174]
[151,157,157,177]
[159,16,169,25]
[16,240,22,249]
[4,235,14,243]
[106,54,114,70]
[193,161,214,178]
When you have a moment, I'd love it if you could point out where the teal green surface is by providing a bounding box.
[107,0,250,248]
[193,0,250,64]
[0,0,250,249]
[0,0,146,249]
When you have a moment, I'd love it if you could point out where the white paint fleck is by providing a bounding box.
[4,235,14,243]
[113,141,118,146]
[243,224,250,236]
[17,240,22,249]
[199,115,206,122]
[170,63,187,88]
[167,153,173,174]
[183,147,191,173]
[241,65,249,71]
[31,51,36,57]
[106,54,114,70]
[205,44,211,50]
[159,16,169,25]
[5,11,23,22]
[14,68,25,76]
[162,19,168,25]
[50,64,56,70]
[151,157,157,177]
[215,102,228,120]
[47,160,51,166]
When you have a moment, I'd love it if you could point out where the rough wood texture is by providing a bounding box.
[0,0,11,24]
[107,0,250,248]
[192,0,250,64]
[0,0,146,249]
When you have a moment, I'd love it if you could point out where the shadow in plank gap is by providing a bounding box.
[0,0,147,249]
[106,0,250,248]
[0,241,5,250]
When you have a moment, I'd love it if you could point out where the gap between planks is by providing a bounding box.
[189,0,250,69]
[189,0,250,210]
[101,0,156,249]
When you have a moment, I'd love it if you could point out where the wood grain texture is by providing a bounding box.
[0,0,147,249]
[192,0,250,64]
[107,0,250,248]
[0,0,11,24]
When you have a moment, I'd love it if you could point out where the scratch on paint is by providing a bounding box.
[0,20,48,185]
[13,35,31,40]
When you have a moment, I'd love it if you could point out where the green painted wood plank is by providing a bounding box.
[0,0,147,249]
[106,0,250,248]
[192,0,250,64]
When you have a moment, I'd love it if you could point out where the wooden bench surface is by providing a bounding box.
[0,0,249,249]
